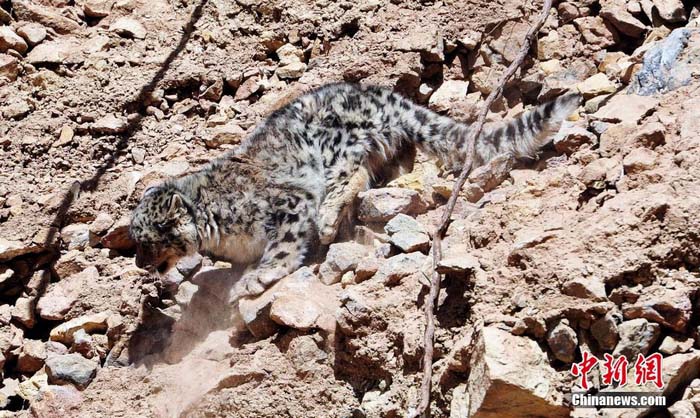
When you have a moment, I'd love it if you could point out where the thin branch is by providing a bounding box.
[410,0,554,416]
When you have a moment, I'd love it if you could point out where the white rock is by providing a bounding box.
[109,17,147,39]
[428,80,469,112]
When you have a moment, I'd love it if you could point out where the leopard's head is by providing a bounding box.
[129,185,199,274]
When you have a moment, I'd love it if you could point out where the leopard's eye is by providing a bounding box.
[155,222,168,232]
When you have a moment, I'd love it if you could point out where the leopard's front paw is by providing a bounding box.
[318,211,341,245]
[234,267,287,299]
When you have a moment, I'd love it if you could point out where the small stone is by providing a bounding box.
[45,353,98,389]
[355,258,379,282]
[200,77,223,101]
[234,76,261,101]
[416,83,434,103]
[358,187,428,223]
[12,297,36,328]
[539,59,562,75]
[580,157,621,188]
[13,1,81,34]
[54,125,74,147]
[385,214,429,253]
[374,252,429,286]
[49,311,111,345]
[205,122,245,147]
[269,294,321,331]
[174,282,198,307]
[83,0,113,18]
[60,223,91,250]
[659,336,694,355]
[562,277,607,301]
[17,339,47,373]
[91,114,128,135]
[547,321,578,363]
[600,6,647,37]
[89,213,114,235]
[276,43,304,66]
[623,148,657,173]
[437,245,480,274]
[318,242,371,285]
[428,80,470,112]
[652,0,686,23]
[576,73,617,98]
[459,30,481,50]
[394,27,444,62]
[0,27,28,55]
[16,23,47,47]
[109,17,146,39]
[613,318,660,361]
[553,125,597,154]
[0,54,19,81]
[467,154,514,193]
[668,400,697,418]
[100,219,134,251]
[276,61,307,79]
[131,147,146,164]
[591,311,621,351]
[574,16,619,48]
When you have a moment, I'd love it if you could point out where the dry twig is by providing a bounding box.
[410,0,554,416]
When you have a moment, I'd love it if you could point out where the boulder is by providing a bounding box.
[613,318,660,361]
[45,354,98,389]
[468,326,569,417]
[628,28,696,96]
[592,94,658,124]
[600,5,647,38]
[237,267,338,337]
[652,0,686,23]
[622,285,692,332]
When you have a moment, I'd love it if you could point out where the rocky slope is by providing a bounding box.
[0,0,700,417]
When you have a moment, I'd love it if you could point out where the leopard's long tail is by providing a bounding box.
[384,90,582,171]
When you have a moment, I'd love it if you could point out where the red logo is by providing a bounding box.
[571,351,664,390]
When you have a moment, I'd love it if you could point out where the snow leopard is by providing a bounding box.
[129,82,580,296]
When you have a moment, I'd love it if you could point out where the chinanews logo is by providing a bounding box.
[570,351,667,409]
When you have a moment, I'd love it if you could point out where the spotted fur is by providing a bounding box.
[129,82,580,296]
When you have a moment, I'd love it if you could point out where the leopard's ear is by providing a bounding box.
[143,185,161,198]
[167,193,185,218]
